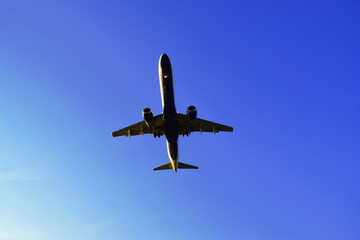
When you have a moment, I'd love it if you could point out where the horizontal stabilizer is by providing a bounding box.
[153,163,173,171]
[178,162,199,169]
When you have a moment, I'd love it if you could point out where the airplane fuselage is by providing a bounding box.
[158,54,179,172]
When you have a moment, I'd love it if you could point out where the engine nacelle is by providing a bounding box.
[187,105,197,122]
[142,107,153,125]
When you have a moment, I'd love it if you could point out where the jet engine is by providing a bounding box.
[187,105,197,122]
[142,108,153,125]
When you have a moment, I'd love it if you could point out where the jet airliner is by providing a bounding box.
[112,54,233,172]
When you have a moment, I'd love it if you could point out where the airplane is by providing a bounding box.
[112,54,233,172]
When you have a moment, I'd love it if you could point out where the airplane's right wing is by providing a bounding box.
[112,114,164,137]
[177,113,233,134]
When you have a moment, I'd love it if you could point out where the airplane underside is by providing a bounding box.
[112,54,233,172]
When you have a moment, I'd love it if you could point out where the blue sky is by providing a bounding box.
[0,0,359,239]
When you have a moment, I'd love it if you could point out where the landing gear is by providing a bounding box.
[153,132,161,138]
[181,130,190,137]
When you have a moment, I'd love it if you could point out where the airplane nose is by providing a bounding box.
[160,53,170,66]
[160,53,169,60]
[159,54,172,77]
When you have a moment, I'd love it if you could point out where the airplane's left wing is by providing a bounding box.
[112,114,164,137]
[177,113,233,135]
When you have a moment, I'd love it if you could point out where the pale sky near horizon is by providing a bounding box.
[0,1,359,239]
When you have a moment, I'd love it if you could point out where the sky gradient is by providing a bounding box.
[0,1,359,239]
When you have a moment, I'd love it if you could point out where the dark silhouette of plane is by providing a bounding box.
[112,54,233,172]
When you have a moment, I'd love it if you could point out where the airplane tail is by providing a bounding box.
[178,162,198,169]
[153,163,173,171]
[153,162,199,171]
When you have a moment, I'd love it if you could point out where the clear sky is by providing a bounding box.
[0,0,359,239]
